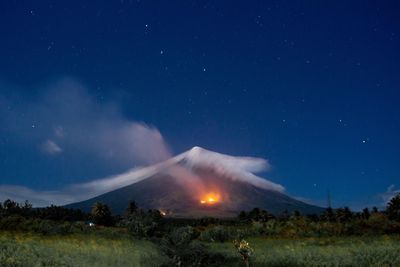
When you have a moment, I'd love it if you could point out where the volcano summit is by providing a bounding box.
[67,147,323,217]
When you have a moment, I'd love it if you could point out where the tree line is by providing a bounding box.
[1,193,399,237]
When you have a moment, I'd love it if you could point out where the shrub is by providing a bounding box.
[124,209,163,239]
[0,215,26,230]
[160,227,226,267]
[199,225,237,242]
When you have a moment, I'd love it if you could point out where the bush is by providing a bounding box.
[0,215,26,230]
[160,227,226,266]
[124,209,163,239]
[199,225,238,242]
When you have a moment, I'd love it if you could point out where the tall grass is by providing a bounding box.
[208,236,400,267]
[0,231,168,267]
[2,231,400,266]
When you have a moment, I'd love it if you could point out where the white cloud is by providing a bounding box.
[54,126,64,138]
[42,139,62,155]
[0,162,172,206]
[0,77,172,166]
[380,184,400,204]
[183,146,284,192]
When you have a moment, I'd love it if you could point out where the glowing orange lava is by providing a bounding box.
[200,193,220,205]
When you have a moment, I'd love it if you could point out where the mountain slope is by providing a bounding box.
[67,147,324,217]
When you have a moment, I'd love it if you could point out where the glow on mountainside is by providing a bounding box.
[200,192,220,205]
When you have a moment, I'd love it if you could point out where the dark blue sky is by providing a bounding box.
[0,1,399,209]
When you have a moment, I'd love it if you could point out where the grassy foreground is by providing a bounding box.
[1,232,400,266]
[209,236,400,267]
[0,231,167,267]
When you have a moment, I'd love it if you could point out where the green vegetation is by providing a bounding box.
[208,236,400,267]
[91,202,113,226]
[0,231,167,267]
[1,232,399,267]
[1,194,400,266]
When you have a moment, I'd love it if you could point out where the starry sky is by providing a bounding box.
[0,1,399,209]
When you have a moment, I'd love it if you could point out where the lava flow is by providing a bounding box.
[200,193,220,205]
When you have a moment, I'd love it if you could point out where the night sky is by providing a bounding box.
[0,1,399,209]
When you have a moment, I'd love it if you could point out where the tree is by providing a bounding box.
[321,207,335,222]
[361,208,370,220]
[386,194,400,221]
[123,208,163,239]
[238,211,247,221]
[248,208,261,221]
[91,202,113,226]
[336,207,353,222]
[372,206,379,213]
[126,201,138,215]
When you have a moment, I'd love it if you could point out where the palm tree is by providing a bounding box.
[91,202,112,226]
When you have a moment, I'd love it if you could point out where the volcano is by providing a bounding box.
[66,147,323,217]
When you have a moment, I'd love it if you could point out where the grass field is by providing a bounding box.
[1,232,400,267]
[0,231,167,267]
[208,236,400,267]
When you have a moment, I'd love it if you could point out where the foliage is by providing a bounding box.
[2,197,400,266]
[0,231,167,267]
[387,193,400,221]
[209,236,400,267]
[238,208,274,223]
[199,225,237,242]
[233,239,254,267]
[91,202,113,226]
[160,226,226,267]
[0,199,89,222]
[126,200,138,215]
[122,208,163,239]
